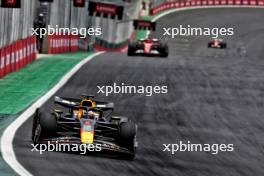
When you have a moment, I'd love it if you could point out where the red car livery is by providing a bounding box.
[128,37,169,58]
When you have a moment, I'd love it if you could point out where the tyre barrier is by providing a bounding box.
[48,34,79,54]
[0,36,37,79]
[150,0,264,15]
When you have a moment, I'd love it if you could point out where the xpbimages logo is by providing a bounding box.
[97,83,168,96]
[32,25,102,38]
[31,141,102,155]
[163,141,234,155]
[163,25,234,38]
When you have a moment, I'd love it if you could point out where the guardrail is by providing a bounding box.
[0,36,37,78]
[150,0,264,15]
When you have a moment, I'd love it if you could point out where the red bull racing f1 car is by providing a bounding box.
[32,95,138,159]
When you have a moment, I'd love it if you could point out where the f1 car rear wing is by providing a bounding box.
[133,19,156,31]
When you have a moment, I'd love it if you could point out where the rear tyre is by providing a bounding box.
[119,122,137,160]
[32,109,57,144]
[39,112,57,137]
[32,108,40,142]
[160,44,169,58]
[127,43,136,56]
[120,121,136,139]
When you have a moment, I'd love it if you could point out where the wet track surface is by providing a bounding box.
[14,8,264,176]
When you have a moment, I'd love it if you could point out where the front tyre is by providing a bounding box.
[222,43,227,48]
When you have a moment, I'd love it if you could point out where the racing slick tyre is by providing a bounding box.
[119,122,137,160]
[221,43,227,48]
[127,43,136,56]
[32,108,41,142]
[32,109,57,144]
[39,112,57,137]
[160,44,169,58]
[120,121,136,139]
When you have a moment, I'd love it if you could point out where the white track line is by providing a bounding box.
[0,52,103,176]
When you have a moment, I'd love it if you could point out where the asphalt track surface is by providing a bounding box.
[13,8,264,176]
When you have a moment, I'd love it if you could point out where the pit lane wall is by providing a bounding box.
[0,36,37,79]
[150,0,264,15]
[0,0,37,48]
[0,0,38,79]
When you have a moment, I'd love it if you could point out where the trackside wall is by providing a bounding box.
[0,1,38,79]
[150,0,264,15]
[92,0,141,51]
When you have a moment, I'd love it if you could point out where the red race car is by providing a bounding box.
[208,38,227,49]
[128,36,169,57]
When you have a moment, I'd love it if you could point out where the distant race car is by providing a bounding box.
[208,39,227,49]
[128,36,169,57]
[32,95,138,160]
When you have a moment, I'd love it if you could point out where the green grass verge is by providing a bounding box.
[0,51,94,115]
[140,15,154,21]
